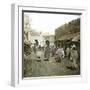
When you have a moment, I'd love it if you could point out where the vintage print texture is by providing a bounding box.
[23,11,80,77]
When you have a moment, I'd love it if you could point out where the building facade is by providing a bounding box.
[24,15,31,42]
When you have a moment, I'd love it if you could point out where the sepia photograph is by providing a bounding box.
[23,10,80,77]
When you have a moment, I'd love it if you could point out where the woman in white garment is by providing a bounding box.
[70,44,78,69]
[44,40,50,61]
[55,43,65,62]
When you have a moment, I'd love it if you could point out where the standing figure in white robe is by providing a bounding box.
[44,40,50,61]
[70,44,78,69]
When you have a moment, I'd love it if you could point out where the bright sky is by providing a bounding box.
[24,13,80,35]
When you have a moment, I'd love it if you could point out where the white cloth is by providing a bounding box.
[55,48,65,59]
[70,49,78,68]
[66,47,70,57]
[36,51,43,57]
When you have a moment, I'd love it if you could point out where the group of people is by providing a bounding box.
[55,42,79,69]
[31,40,79,69]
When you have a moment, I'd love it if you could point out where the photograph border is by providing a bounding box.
[11,4,87,87]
